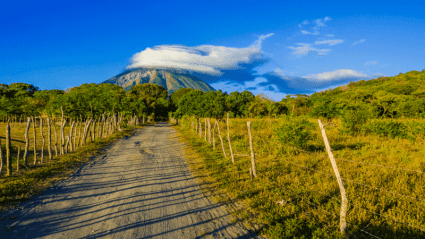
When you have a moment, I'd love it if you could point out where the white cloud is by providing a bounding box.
[288,43,331,56]
[314,39,344,46]
[353,39,366,45]
[313,16,331,28]
[326,34,334,37]
[298,20,310,28]
[301,30,319,35]
[300,16,331,35]
[364,61,378,65]
[127,34,274,75]
[303,69,368,81]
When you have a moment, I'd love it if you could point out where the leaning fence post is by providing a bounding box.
[216,121,227,159]
[247,121,257,177]
[227,113,235,164]
[318,119,348,238]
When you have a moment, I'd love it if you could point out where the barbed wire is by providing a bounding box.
[190,126,425,203]
[262,173,382,239]
[269,168,425,233]
[253,136,424,174]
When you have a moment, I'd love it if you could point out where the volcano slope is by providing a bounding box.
[0,122,263,239]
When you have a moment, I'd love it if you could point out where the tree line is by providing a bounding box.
[2,69,425,122]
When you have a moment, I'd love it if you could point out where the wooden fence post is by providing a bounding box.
[69,121,75,152]
[32,116,37,165]
[47,117,52,160]
[318,119,348,238]
[73,121,78,149]
[60,119,67,155]
[208,118,211,144]
[53,118,58,157]
[0,137,3,178]
[212,119,216,151]
[247,121,257,177]
[17,146,21,172]
[6,123,11,176]
[23,117,30,166]
[227,113,235,164]
[39,116,45,163]
[215,121,227,159]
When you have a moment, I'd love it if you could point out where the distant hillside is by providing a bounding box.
[312,69,425,98]
[103,67,215,95]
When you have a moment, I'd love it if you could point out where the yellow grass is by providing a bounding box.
[174,116,425,238]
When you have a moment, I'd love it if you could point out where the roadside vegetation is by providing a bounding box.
[1,68,425,237]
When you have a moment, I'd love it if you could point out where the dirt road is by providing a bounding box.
[1,123,263,239]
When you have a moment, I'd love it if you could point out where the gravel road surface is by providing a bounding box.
[0,122,263,239]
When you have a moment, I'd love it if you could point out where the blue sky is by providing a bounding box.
[1,0,424,101]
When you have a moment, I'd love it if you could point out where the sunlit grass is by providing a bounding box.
[0,120,141,211]
[173,116,425,238]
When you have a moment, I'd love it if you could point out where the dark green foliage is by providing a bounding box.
[340,104,373,135]
[272,115,315,149]
[309,97,339,122]
[363,119,415,140]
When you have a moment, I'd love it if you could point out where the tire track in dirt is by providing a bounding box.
[0,122,264,239]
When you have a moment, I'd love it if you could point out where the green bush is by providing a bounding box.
[363,119,414,140]
[272,115,314,149]
[341,105,373,135]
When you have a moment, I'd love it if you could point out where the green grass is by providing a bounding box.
[173,116,425,239]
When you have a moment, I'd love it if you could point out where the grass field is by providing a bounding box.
[173,116,425,238]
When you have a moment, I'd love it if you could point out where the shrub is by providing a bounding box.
[272,115,314,149]
[363,119,414,140]
[341,105,373,135]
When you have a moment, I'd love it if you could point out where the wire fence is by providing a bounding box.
[173,116,425,238]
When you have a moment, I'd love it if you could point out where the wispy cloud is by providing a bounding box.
[326,34,334,37]
[127,33,274,75]
[288,43,331,56]
[364,61,378,65]
[303,69,368,81]
[299,16,332,35]
[298,20,310,28]
[301,30,319,35]
[313,16,331,28]
[353,39,366,46]
[315,39,344,46]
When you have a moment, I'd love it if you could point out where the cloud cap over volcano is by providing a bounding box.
[127,34,274,76]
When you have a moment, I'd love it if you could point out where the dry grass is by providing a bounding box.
[173,116,425,239]
[0,120,141,212]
